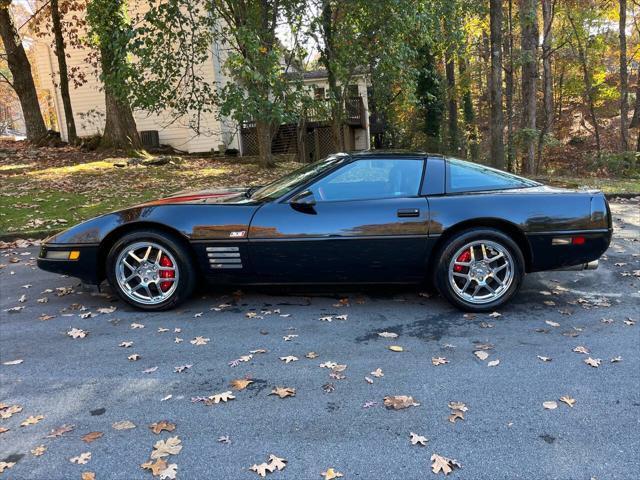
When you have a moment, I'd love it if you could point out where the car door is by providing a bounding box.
[247,157,430,283]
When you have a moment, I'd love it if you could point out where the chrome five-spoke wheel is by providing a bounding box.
[447,240,514,305]
[115,241,179,305]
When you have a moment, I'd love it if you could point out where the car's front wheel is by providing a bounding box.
[106,230,196,311]
[434,228,524,312]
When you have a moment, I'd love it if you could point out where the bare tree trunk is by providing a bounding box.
[50,0,77,144]
[0,2,47,143]
[445,53,458,154]
[101,87,142,150]
[489,0,505,169]
[631,67,640,129]
[619,0,629,150]
[519,0,538,175]
[568,14,601,156]
[255,120,275,168]
[537,0,555,172]
[504,0,515,171]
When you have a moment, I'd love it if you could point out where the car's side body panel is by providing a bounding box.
[248,197,430,282]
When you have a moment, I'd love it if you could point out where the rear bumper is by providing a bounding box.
[526,228,612,272]
[37,243,101,284]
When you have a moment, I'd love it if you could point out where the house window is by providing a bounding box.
[347,84,359,98]
[314,87,325,99]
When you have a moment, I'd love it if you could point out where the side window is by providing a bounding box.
[447,158,535,193]
[309,159,424,202]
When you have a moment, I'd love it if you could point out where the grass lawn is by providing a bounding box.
[0,141,300,239]
[1,141,638,239]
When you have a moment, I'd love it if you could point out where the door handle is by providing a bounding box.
[397,208,420,218]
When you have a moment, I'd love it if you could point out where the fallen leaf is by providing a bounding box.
[305,351,319,359]
[432,357,448,366]
[378,331,398,338]
[112,420,136,430]
[0,427,8,434]
[151,436,182,459]
[81,472,96,480]
[70,452,92,464]
[559,396,576,407]
[321,467,344,479]
[2,359,23,365]
[144,366,158,374]
[270,387,296,398]
[97,306,117,314]
[611,356,622,363]
[388,345,404,352]
[21,415,44,426]
[46,424,74,437]
[174,364,192,373]
[206,391,235,405]
[250,463,273,477]
[230,379,253,391]
[150,421,176,434]
[190,336,210,346]
[365,376,373,384]
[31,445,46,456]
[131,323,144,329]
[81,431,103,443]
[119,341,133,348]
[573,346,590,354]
[280,355,299,363]
[383,395,420,410]
[537,355,552,362]
[448,410,465,423]
[487,359,500,367]
[67,328,87,339]
[488,311,501,318]
[218,435,231,444]
[543,401,558,410]
[430,453,462,475]
[0,462,16,473]
[128,354,141,361]
[371,368,384,377]
[474,351,489,361]
[409,432,428,446]
[159,463,178,480]
[584,357,601,368]
[545,320,560,327]
[268,455,286,471]
[448,401,468,412]
[142,458,168,476]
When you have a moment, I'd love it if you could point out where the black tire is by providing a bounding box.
[433,228,525,312]
[106,230,196,311]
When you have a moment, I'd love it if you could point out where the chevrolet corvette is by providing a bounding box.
[37,152,612,312]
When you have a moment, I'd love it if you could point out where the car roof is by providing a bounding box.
[349,150,443,159]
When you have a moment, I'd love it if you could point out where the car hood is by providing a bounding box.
[137,187,252,206]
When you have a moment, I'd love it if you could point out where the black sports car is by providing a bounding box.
[37,152,612,312]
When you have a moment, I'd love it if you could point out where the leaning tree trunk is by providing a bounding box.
[519,0,538,175]
[631,67,640,129]
[0,2,47,143]
[50,0,77,144]
[489,0,505,170]
[619,0,629,151]
[255,119,275,168]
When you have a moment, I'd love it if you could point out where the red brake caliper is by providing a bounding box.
[454,250,471,272]
[159,255,174,292]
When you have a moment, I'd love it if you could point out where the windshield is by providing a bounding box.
[249,154,348,201]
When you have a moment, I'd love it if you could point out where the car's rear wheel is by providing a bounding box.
[106,230,196,311]
[434,228,524,312]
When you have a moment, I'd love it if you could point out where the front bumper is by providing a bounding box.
[37,243,101,284]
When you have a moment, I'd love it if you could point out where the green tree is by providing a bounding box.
[415,41,444,151]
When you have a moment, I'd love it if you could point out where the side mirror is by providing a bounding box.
[290,190,317,213]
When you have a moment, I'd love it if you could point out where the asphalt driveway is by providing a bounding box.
[1,199,638,480]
